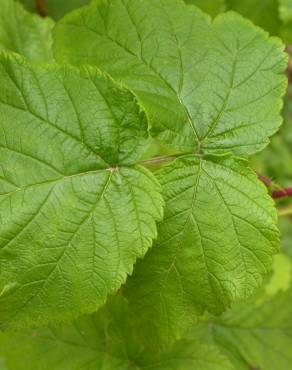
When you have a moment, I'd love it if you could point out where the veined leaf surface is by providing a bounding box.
[54,0,287,154]
[0,55,163,329]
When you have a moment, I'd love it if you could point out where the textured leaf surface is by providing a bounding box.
[0,0,54,63]
[0,296,235,370]
[53,0,287,155]
[19,0,89,20]
[0,55,163,329]
[125,155,279,345]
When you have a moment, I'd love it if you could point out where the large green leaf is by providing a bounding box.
[0,54,163,329]
[0,0,54,63]
[53,0,287,155]
[19,0,89,20]
[125,155,279,345]
[0,295,235,370]
[52,0,286,344]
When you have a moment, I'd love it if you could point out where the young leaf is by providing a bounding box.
[53,0,287,155]
[0,54,163,329]
[0,0,54,63]
[125,155,279,345]
[0,295,235,370]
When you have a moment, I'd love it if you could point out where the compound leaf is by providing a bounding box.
[54,0,287,155]
[0,295,235,370]
[0,54,163,329]
[0,0,54,63]
[125,155,279,345]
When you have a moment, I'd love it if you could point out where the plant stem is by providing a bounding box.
[257,173,272,187]
[139,154,179,167]
[257,173,292,200]
[139,151,196,168]
[36,0,47,17]
[272,188,292,199]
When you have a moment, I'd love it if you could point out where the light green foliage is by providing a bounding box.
[0,54,163,329]
[209,273,292,370]
[19,0,89,20]
[0,0,54,63]
[189,253,292,370]
[0,295,235,370]
[0,0,289,367]
[53,0,286,343]
[54,0,287,155]
[185,0,226,17]
[125,155,279,345]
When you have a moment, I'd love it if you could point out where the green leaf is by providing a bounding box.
[0,54,163,329]
[0,0,54,63]
[125,155,279,345]
[19,0,89,20]
[53,0,287,155]
[0,295,235,370]
[208,278,292,370]
[185,0,226,17]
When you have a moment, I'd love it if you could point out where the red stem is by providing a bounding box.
[257,173,272,187]
[257,173,292,200]
[272,188,292,199]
